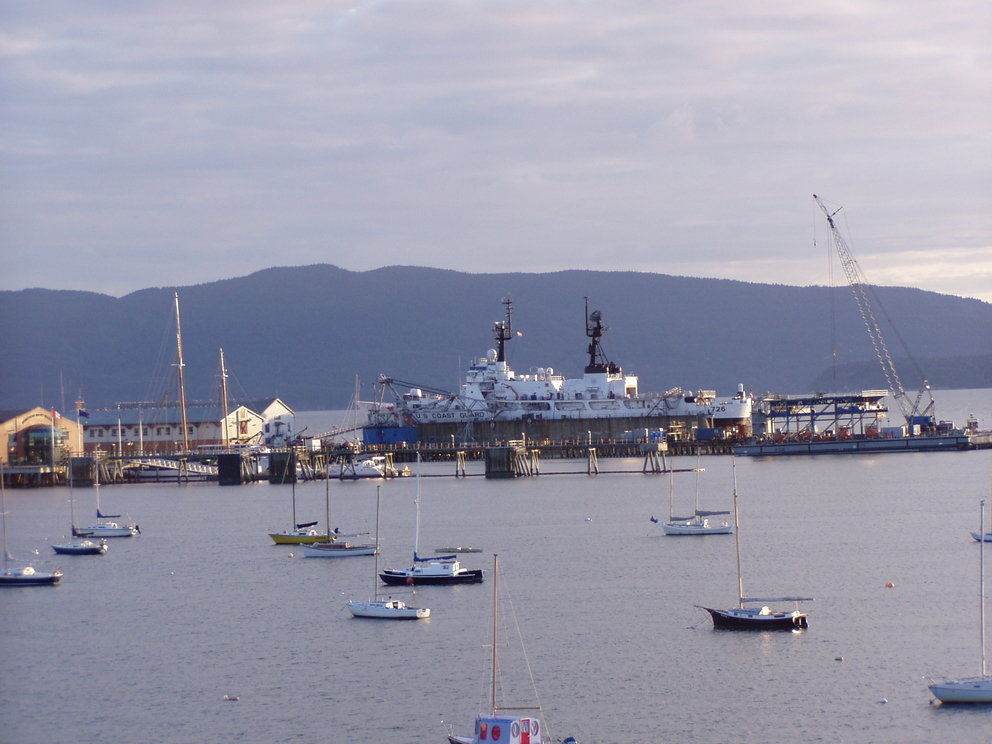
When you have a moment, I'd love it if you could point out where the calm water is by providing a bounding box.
[2,390,992,744]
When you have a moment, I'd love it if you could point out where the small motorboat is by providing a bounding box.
[380,555,485,586]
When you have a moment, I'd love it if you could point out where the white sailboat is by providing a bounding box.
[347,486,430,619]
[697,459,811,629]
[52,474,108,555]
[0,462,62,586]
[652,455,733,536]
[928,499,992,703]
[71,462,138,538]
[300,476,376,557]
[446,554,574,744]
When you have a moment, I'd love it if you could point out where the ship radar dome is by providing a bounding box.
[487,349,497,362]
[547,367,553,377]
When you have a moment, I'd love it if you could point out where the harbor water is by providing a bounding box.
[2,389,992,743]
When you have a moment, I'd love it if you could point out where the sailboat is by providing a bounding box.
[698,459,811,630]
[52,471,108,555]
[928,499,992,703]
[0,463,62,585]
[347,486,430,619]
[268,474,332,544]
[379,455,485,586]
[300,476,376,557]
[446,554,573,744]
[71,463,138,538]
[652,455,733,536]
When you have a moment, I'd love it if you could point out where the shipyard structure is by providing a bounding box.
[364,299,752,446]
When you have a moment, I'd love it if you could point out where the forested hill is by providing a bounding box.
[2,264,990,412]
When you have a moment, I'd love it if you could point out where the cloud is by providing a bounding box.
[1,1,989,300]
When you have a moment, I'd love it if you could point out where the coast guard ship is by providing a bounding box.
[365,299,752,443]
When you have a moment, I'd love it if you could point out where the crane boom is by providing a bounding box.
[813,194,934,425]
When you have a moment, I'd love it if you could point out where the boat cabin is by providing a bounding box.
[472,715,542,744]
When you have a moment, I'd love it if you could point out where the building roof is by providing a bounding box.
[84,405,261,427]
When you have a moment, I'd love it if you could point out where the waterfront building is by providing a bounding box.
[1,407,81,465]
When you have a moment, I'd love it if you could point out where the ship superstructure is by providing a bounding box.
[366,299,752,444]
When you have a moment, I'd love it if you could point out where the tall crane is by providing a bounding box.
[813,194,935,427]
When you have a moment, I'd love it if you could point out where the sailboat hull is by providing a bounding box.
[929,677,992,703]
[702,606,808,630]
[73,525,137,538]
[346,600,430,619]
[379,568,484,585]
[300,542,376,557]
[662,522,733,535]
[52,540,107,555]
[268,533,332,545]
[0,567,62,585]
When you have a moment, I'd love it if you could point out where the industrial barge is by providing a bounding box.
[363,299,752,445]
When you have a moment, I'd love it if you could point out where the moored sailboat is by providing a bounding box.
[446,554,573,744]
[53,475,109,554]
[347,486,430,619]
[697,459,810,630]
[379,456,484,586]
[72,465,138,538]
[928,499,992,703]
[301,477,376,557]
[268,476,331,545]
[0,463,62,586]
[652,455,733,536]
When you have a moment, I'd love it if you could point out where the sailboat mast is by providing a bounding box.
[732,459,745,608]
[414,454,421,559]
[491,553,499,715]
[174,292,190,452]
[0,462,8,569]
[219,348,230,448]
[373,485,381,599]
[981,499,987,677]
[325,469,331,538]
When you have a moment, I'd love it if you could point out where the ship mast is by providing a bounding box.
[584,297,608,373]
[174,292,190,452]
[493,297,513,363]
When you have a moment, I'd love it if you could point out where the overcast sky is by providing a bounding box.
[2,1,989,301]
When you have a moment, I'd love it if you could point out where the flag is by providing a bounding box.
[77,409,90,418]
[51,409,61,421]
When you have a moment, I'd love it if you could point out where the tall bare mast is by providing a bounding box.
[174,292,190,451]
[219,348,230,448]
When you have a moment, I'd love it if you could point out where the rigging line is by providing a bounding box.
[500,571,549,737]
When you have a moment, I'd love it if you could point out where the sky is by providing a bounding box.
[2,1,990,301]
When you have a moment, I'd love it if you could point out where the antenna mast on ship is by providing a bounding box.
[493,297,513,363]
[584,297,608,373]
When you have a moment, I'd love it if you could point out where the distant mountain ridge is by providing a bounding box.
[1,264,990,414]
